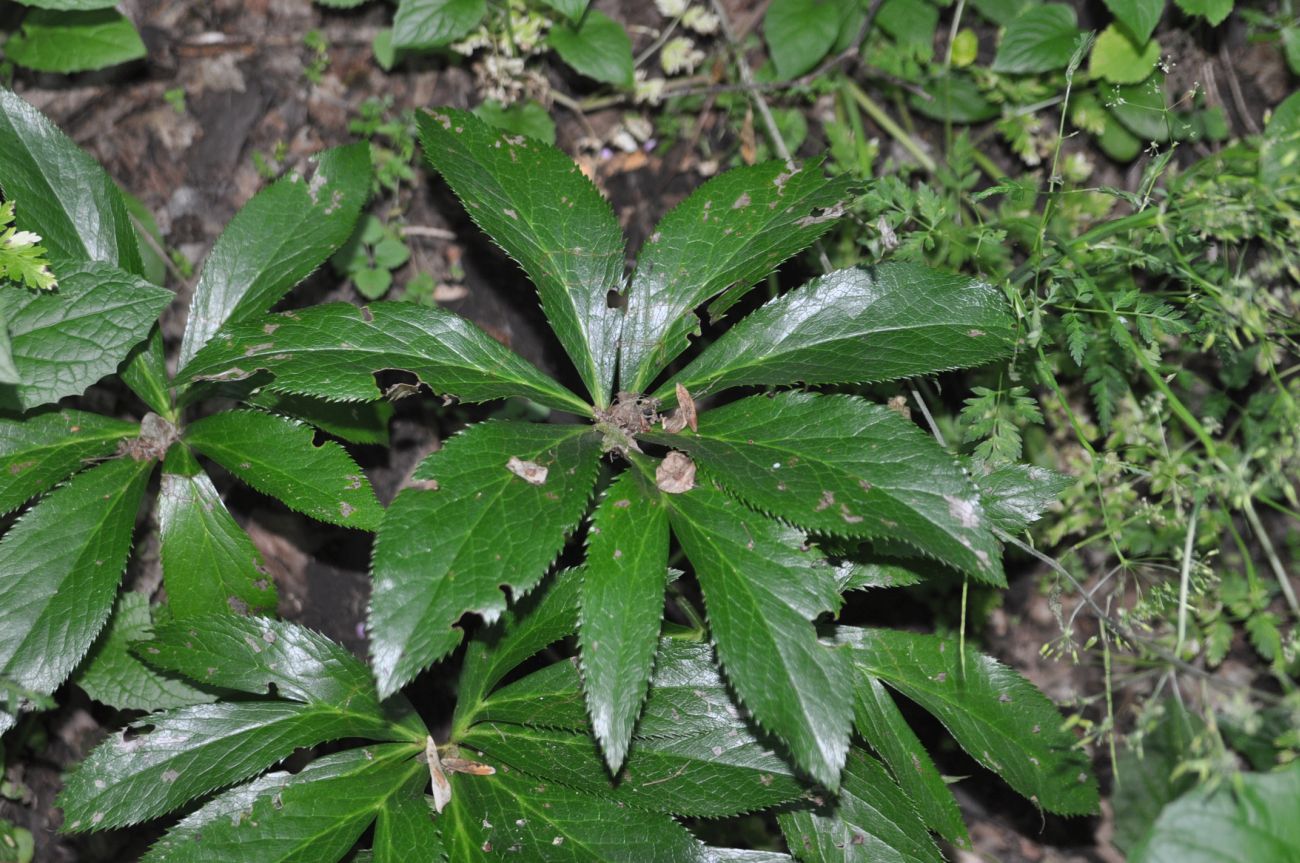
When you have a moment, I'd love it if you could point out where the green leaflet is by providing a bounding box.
[0,456,151,735]
[373,774,442,863]
[1130,762,1300,863]
[1172,0,1234,26]
[5,9,146,74]
[442,754,707,862]
[183,409,383,531]
[120,325,175,417]
[652,393,1005,584]
[0,407,137,515]
[668,483,853,790]
[58,700,406,830]
[391,0,486,50]
[248,390,393,446]
[0,260,172,411]
[74,592,215,712]
[658,264,1014,401]
[471,657,590,730]
[0,88,144,274]
[369,421,601,698]
[463,721,803,818]
[452,568,583,737]
[974,463,1073,533]
[176,144,371,372]
[777,748,942,863]
[852,677,966,846]
[140,745,431,863]
[839,627,1100,815]
[157,463,279,619]
[141,616,385,717]
[991,4,1082,74]
[0,311,19,385]
[418,108,625,407]
[546,10,635,88]
[182,301,587,414]
[579,470,669,771]
[621,161,851,394]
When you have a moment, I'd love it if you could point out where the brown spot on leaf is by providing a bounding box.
[506,456,548,485]
[339,501,356,519]
[656,451,696,494]
[814,490,835,512]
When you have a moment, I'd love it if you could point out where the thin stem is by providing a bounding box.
[1175,498,1202,658]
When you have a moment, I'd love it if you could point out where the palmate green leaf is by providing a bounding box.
[579,470,669,772]
[0,90,142,275]
[442,755,707,862]
[157,446,277,619]
[142,616,383,716]
[0,457,151,736]
[184,409,383,531]
[668,483,853,790]
[1103,0,1164,44]
[653,393,1005,584]
[657,264,1014,401]
[453,568,583,737]
[418,108,624,406]
[777,748,942,863]
[74,592,215,712]
[546,11,635,88]
[838,627,1099,815]
[5,9,146,74]
[59,700,407,830]
[0,260,172,411]
[370,421,601,698]
[140,745,432,863]
[1089,23,1160,85]
[621,161,851,395]
[0,407,137,515]
[183,302,587,414]
[176,144,371,372]
[391,0,486,50]
[461,721,804,817]
[974,463,1072,533]
[852,677,966,846]
[1129,762,1300,863]
[991,3,1082,74]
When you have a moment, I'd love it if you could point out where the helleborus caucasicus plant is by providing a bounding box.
[61,104,1102,858]
[0,86,385,735]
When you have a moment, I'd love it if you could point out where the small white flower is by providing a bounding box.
[6,230,41,247]
[683,8,719,34]
[661,36,705,75]
[655,0,689,17]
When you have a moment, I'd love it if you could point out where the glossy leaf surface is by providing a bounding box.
[183,301,586,414]
[621,161,850,393]
[184,409,382,530]
[370,421,601,697]
[841,626,1099,815]
[0,457,150,735]
[659,264,1014,400]
[669,483,852,789]
[579,470,669,771]
[418,108,624,405]
[0,260,171,411]
[653,393,1004,583]
[0,407,136,515]
[177,144,372,371]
